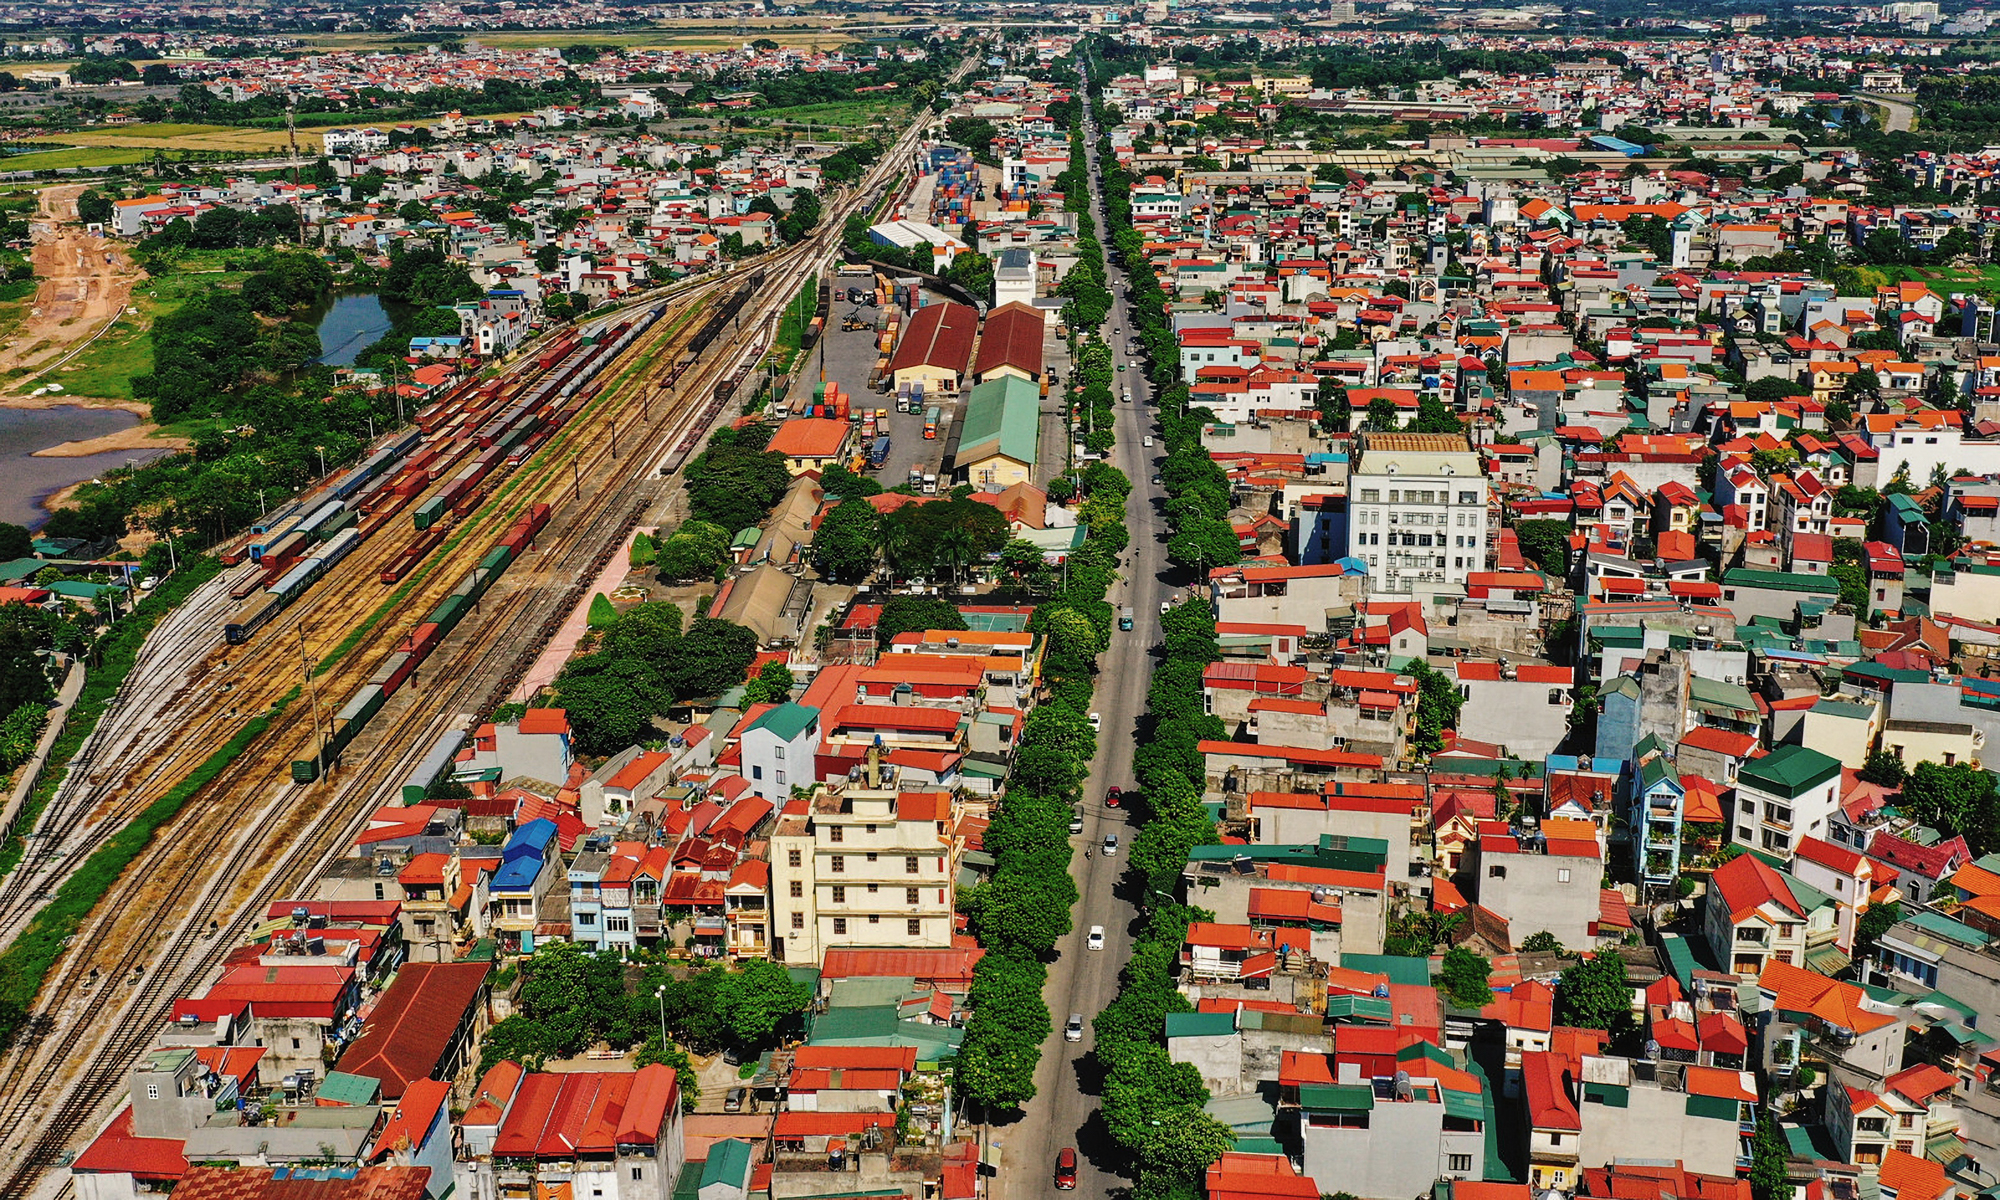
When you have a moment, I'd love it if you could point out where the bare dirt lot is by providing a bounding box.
[0,184,144,404]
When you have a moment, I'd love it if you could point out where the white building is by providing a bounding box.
[1731,743,1843,858]
[768,784,959,967]
[739,702,820,801]
[1346,432,1490,597]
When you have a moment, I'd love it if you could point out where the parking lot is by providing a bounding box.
[802,267,943,492]
[798,266,1076,498]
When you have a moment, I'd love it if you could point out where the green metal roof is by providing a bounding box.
[1337,953,1433,987]
[1324,995,1393,1023]
[1299,1083,1375,1112]
[1738,743,1841,798]
[1721,568,1842,595]
[316,1070,381,1106]
[702,1139,755,1188]
[746,701,818,742]
[1659,933,1696,989]
[1165,1012,1237,1039]
[958,375,1041,467]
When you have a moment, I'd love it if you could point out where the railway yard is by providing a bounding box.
[0,92,936,1193]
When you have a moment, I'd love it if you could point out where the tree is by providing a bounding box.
[1513,519,1571,578]
[1409,395,1462,434]
[812,497,879,584]
[716,960,812,1051]
[1854,900,1901,962]
[1438,946,1494,1008]
[664,617,759,702]
[1367,396,1401,431]
[1553,952,1632,1037]
[1746,376,1809,403]
[1520,930,1567,955]
[1166,513,1242,573]
[1749,1110,1794,1200]
[74,189,113,227]
[479,1014,550,1074]
[0,524,32,563]
[1898,760,2000,856]
[516,941,597,1057]
[875,595,966,647]
[1857,750,1907,788]
[742,658,795,705]
[1408,661,1463,759]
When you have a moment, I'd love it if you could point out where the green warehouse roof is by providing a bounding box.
[956,375,1040,469]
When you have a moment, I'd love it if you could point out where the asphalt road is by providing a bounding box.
[991,95,1177,1200]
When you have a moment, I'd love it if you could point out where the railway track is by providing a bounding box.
[0,98,937,1195]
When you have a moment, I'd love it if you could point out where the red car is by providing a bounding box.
[1055,1148,1078,1190]
[1105,787,1122,809]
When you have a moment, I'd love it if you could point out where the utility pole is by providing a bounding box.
[299,625,326,777]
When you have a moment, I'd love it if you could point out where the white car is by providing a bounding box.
[1088,712,1101,733]
[1087,926,1105,951]
[1101,833,1119,857]
[1065,1012,1084,1042]
[1143,436,1154,447]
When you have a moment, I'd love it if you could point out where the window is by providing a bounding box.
[606,916,630,933]
[633,1170,645,1182]
[788,850,802,868]
[833,918,847,935]
[867,883,879,895]
[578,912,596,926]
[1550,1134,1563,1146]
[868,914,881,924]
[832,886,847,903]
[1459,491,1477,505]
[908,919,923,936]
[1548,689,1565,705]
[1488,865,1507,879]
[374,882,384,901]
[774,745,785,760]
[775,770,786,785]
[831,856,844,873]
[907,887,920,905]
[829,826,844,843]
[751,765,762,780]
[866,852,879,864]
[1449,1155,1473,1174]
[146,1084,160,1101]
[1557,868,1572,884]
[906,856,920,873]
[292,1039,302,1050]
[791,912,806,929]
[789,881,803,898]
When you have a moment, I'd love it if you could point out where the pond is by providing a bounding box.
[312,291,409,366]
[0,406,175,530]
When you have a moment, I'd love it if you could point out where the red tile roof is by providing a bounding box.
[888,301,978,375]
[972,302,1044,378]
[1710,852,1803,922]
[336,962,489,1100]
[71,1106,188,1182]
[169,1165,428,1200]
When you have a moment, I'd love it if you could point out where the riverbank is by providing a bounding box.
[0,392,149,418]
[32,423,186,459]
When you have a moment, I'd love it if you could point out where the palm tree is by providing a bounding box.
[874,519,914,584]
[935,525,977,584]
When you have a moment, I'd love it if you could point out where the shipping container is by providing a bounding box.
[414,496,448,531]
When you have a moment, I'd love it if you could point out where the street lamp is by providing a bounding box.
[654,984,668,1049]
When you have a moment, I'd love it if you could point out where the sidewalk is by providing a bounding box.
[0,658,87,847]
[510,529,642,703]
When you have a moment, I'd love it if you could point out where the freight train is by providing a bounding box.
[223,529,364,644]
[291,502,552,783]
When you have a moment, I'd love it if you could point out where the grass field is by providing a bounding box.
[52,123,300,153]
[749,98,905,130]
[36,269,251,402]
[1855,263,2000,291]
[0,145,157,172]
